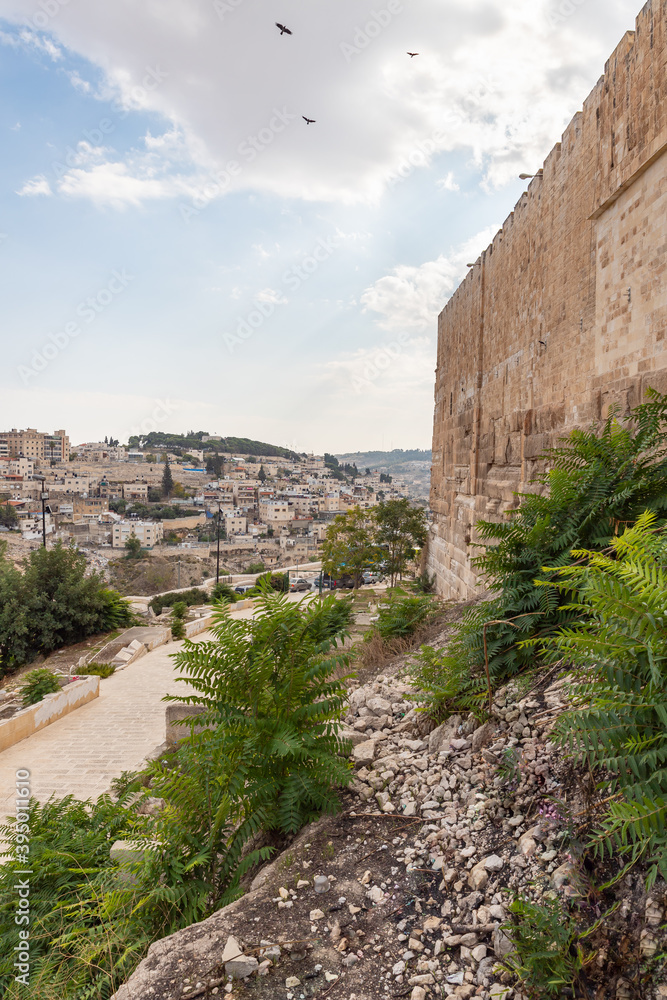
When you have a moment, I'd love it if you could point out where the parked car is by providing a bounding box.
[234,584,255,594]
[289,579,311,592]
[362,571,380,584]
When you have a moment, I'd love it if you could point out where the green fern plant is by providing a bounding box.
[546,511,667,885]
[501,895,585,998]
[373,595,434,640]
[413,391,667,717]
[167,591,354,834]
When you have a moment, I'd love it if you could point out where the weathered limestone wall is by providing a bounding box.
[428,0,667,598]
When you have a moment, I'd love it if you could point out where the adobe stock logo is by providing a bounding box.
[17,270,134,386]
[340,2,404,64]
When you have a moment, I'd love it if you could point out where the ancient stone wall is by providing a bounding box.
[428,0,667,598]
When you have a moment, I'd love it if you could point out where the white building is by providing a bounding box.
[112,520,164,549]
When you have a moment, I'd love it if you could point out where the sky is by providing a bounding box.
[0,0,640,454]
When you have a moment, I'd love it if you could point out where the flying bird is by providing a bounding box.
[407,52,419,57]
[275,22,292,35]
[302,116,316,125]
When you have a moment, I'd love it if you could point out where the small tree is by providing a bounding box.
[124,536,143,560]
[162,460,174,498]
[375,498,428,587]
[258,465,267,483]
[323,508,378,588]
[0,499,17,529]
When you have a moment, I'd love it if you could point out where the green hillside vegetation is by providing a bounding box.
[127,431,301,460]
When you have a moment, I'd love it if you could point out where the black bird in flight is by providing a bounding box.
[276,22,292,35]
[303,116,316,125]
[407,52,419,57]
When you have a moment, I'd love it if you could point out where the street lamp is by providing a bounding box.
[34,475,49,548]
[216,502,221,584]
[519,170,543,180]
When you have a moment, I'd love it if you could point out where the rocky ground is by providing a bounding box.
[113,638,667,1000]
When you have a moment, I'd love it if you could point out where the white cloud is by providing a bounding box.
[16,175,52,197]
[361,225,498,332]
[0,0,637,204]
[0,27,62,60]
[436,171,459,192]
[257,287,288,305]
[67,70,91,92]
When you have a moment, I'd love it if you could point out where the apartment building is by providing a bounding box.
[122,482,150,501]
[0,428,70,463]
[112,520,164,549]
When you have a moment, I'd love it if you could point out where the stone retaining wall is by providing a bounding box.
[0,675,100,753]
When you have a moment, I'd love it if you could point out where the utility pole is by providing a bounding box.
[41,489,48,548]
[216,502,221,584]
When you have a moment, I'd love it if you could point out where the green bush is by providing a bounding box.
[82,662,116,678]
[501,896,585,998]
[0,542,135,673]
[548,511,667,885]
[169,591,354,833]
[246,561,265,574]
[254,571,289,593]
[373,595,434,640]
[211,582,238,603]
[172,601,187,620]
[412,572,436,594]
[171,619,186,641]
[149,588,207,615]
[20,668,61,706]
[412,392,667,717]
[0,791,146,999]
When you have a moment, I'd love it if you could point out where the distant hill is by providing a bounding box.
[336,449,432,470]
[127,431,300,461]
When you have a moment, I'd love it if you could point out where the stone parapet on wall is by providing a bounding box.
[428,0,667,598]
[0,675,100,753]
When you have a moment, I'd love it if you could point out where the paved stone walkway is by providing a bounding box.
[0,632,210,823]
[0,594,316,824]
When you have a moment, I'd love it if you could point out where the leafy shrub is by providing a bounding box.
[501,896,585,998]
[254,571,289,593]
[99,588,136,630]
[0,791,145,999]
[0,780,269,999]
[168,591,354,833]
[149,587,207,615]
[413,392,667,717]
[20,668,61,706]
[82,661,116,678]
[0,542,135,673]
[548,511,667,884]
[172,601,187,620]
[210,581,238,603]
[171,618,186,640]
[246,561,265,574]
[373,595,434,640]
[412,572,436,594]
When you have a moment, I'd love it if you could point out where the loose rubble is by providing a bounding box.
[113,649,667,1000]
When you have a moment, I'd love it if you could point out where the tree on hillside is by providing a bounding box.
[258,465,267,483]
[162,459,174,498]
[0,498,18,529]
[124,536,143,560]
[0,542,134,671]
[375,498,428,587]
[323,508,378,589]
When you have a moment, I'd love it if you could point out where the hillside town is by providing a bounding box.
[0,427,428,583]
